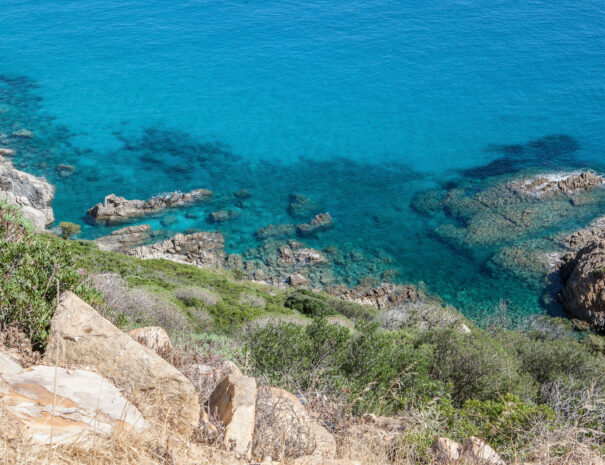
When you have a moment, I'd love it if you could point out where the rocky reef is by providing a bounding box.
[87,189,213,225]
[0,155,54,230]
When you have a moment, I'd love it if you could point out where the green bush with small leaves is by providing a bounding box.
[0,204,100,349]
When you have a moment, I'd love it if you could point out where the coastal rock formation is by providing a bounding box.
[561,215,605,251]
[0,365,146,445]
[209,372,257,459]
[510,171,604,197]
[87,189,212,224]
[330,283,422,310]
[413,170,605,257]
[296,212,334,237]
[44,292,200,435]
[243,241,333,289]
[0,155,55,230]
[94,224,152,252]
[129,231,226,268]
[558,239,605,331]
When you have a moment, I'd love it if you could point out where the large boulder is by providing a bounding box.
[87,189,212,225]
[209,372,257,459]
[0,155,55,230]
[43,292,200,435]
[0,365,146,445]
[558,239,605,330]
[253,386,336,461]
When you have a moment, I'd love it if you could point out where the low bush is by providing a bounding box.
[423,329,537,405]
[0,203,99,349]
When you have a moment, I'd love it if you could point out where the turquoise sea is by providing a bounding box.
[1,0,605,321]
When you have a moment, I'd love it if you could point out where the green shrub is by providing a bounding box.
[58,221,81,240]
[450,394,555,450]
[284,289,335,317]
[503,331,605,390]
[0,205,99,349]
[423,329,537,405]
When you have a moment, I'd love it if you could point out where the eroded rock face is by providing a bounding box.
[253,386,335,461]
[0,365,146,445]
[0,350,22,376]
[209,372,257,459]
[44,292,200,435]
[558,239,605,331]
[128,231,226,268]
[87,189,212,224]
[511,171,604,197]
[0,155,54,230]
[94,224,152,252]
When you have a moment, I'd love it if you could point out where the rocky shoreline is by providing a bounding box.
[4,153,605,331]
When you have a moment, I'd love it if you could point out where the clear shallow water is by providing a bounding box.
[1,0,605,321]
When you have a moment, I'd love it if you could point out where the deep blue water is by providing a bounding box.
[1,0,604,321]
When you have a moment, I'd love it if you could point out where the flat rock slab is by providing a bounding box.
[0,365,146,445]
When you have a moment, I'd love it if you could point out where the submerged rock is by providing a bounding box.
[255,223,296,240]
[0,148,15,157]
[208,209,239,223]
[128,231,226,268]
[11,128,33,138]
[296,212,334,237]
[87,188,212,224]
[94,224,152,252]
[0,155,55,230]
[55,163,76,178]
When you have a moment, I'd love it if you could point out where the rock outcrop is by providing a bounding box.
[510,171,604,197]
[331,283,422,310]
[44,292,200,435]
[558,239,605,331]
[87,189,212,224]
[129,231,226,268]
[209,372,257,459]
[0,365,146,445]
[94,224,152,252]
[0,155,54,230]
